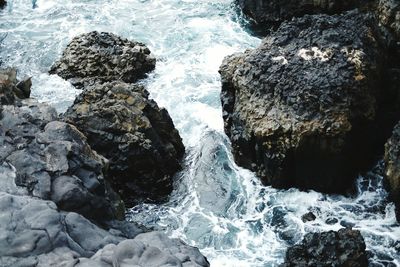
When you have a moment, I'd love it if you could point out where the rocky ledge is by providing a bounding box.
[0,68,209,266]
[64,81,185,205]
[50,31,156,88]
[236,0,367,30]
[281,228,369,266]
[51,31,185,206]
[384,122,400,221]
[220,10,396,194]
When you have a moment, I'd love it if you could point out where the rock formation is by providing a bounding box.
[51,31,185,205]
[220,11,394,194]
[50,31,156,88]
[236,0,365,30]
[384,123,400,221]
[281,228,368,266]
[0,68,209,267]
[64,81,185,205]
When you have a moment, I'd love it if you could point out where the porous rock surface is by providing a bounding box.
[0,67,31,105]
[384,122,400,221]
[378,0,400,38]
[236,0,364,28]
[220,11,391,193]
[280,228,368,266]
[49,31,156,88]
[64,81,185,205]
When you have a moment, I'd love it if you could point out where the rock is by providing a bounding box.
[384,122,400,221]
[0,0,5,9]
[220,11,394,194]
[378,0,400,38]
[50,31,156,88]
[236,0,366,31]
[0,68,31,105]
[64,81,185,205]
[280,228,369,266]
[301,212,316,222]
[0,99,124,222]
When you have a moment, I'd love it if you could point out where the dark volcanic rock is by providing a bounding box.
[281,228,369,267]
[64,81,185,205]
[236,0,364,30]
[301,212,316,222]
[378,0,400,38]
[50,31,156,88]
[220,11,392,194]
[0,99,124,222]
[384,122,400,221]
[0,68,31,105]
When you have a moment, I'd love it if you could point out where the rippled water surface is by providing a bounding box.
[1,1,399,266]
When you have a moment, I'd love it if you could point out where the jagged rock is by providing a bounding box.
[236,0,365,30]
[384,122,400,221]
[64,81,185,205]
[280,228,368,266]
[301,212,316,222]
[50,31,156,88]
[0,68,31,105]
[378,0,400,38]
[220,11,394,194]
[0,99,124,222]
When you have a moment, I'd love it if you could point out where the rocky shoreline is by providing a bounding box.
[0,33,209,266]
[1,0,400,266]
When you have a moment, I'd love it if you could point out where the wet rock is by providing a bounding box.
[281,228,369,266]
[50,31,156,88]
[64,81,185,205]
[301,212,316,222]
[0,99,124,222]
[236,0,365,31]
[0,0,5,9]
[220,11,393,194]
[384,122,400,221]
[0,68,31,105]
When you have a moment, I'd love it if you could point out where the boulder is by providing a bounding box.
[49,31,156,88]
[0,68,31,105]
[0,193,209,267]
[64,81,185,205]
[220,11,393,193]
[0,99,124,222]
[236,0,366,31]
[280,228,368,266]
[0,0,5,8]
[384,122,400,221]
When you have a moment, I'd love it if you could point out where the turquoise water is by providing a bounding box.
[1,1,399,266]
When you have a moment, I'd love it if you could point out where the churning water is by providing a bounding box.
[0,1,399,266]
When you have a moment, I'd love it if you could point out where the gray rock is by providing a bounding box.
[220,10,393,194]
[50,31,156,88]
[64,81,185,206]
[384,122,400,221]
[0,100,124,222]
[280,228,369,266]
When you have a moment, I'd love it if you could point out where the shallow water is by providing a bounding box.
[1,1,399,266]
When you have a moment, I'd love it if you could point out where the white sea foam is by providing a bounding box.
[1,1,399,266]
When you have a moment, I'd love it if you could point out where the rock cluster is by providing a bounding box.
[220,11,390,193]
[236,0,365,30]
[281,228,369,266]
[0,68,31,105]
[0,69,209,266]
[64,81,185,205]
[50,31,156,88]
[51,31,185,205]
